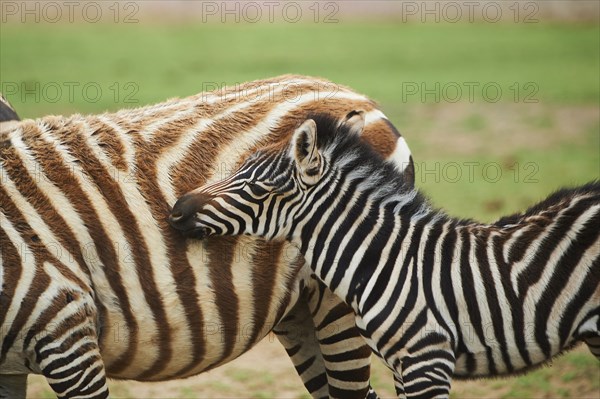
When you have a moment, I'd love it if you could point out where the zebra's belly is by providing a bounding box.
[453,333,582,378]
[99,292,296,381]
[98,313,281,381]
[96,237,304,381]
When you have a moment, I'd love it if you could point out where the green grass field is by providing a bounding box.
[1,22,599,115]
[2,19,599,399]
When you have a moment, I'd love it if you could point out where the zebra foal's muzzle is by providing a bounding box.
[169,191,214,239]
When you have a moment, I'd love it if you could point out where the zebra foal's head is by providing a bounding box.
[169,110,369,241]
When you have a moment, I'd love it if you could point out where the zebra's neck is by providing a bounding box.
[289,166,444,308]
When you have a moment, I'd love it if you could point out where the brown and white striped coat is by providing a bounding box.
[0,75,414,398]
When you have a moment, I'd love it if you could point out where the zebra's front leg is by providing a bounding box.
[0,374,27,399]
[399,346,455,399]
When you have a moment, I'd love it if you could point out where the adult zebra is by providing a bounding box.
[0,77,415,399]
[170,112,600,399]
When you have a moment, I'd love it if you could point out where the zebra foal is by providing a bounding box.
[1,77,415,399]
[170,111,600,399]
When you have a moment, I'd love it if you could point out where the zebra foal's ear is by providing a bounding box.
[342,110,365,136]
[291,119,322,185]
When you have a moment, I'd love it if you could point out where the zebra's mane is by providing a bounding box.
[309,113,407,186]
[307,112,434,218]
[493,180,600,227]
[306,114,600,229]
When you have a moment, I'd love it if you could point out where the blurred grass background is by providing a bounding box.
[1,2,599,398]
[2,23,599,113]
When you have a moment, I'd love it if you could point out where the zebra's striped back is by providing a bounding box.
[170,112,599,399]
[1,76,413,397]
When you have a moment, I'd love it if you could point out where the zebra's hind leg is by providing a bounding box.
[40,341,109,399]
[307,278,377,399]
[0,374,27,399]
[35,328,109,399]
[275,276,379,399]
[275,298,329,399]
[26,291,109,398]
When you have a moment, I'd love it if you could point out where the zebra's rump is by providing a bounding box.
[0,75,412,380]
[451,182,600,377]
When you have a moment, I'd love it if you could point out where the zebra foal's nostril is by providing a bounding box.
[169,192,213,230]
[169,212,183,223]
[168,199,191,227]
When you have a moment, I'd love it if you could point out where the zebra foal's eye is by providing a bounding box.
[245,180,270,196]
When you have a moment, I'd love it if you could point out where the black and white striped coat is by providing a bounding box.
[170,112,600,399]
[0,78,414,399]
